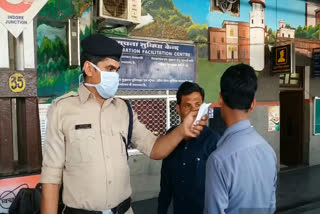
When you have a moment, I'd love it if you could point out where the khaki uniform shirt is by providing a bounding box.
[40,84,157,210]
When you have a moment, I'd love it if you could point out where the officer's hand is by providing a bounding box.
[181,111,208,138]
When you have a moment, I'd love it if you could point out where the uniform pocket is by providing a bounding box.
[66,128,96,163]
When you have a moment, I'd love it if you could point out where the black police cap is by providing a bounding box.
[81,34,123,62]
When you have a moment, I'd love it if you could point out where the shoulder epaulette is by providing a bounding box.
[53,91,79,104]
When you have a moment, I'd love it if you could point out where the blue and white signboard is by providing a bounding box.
[115,38,196,90]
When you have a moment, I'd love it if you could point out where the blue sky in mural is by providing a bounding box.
[172,0,210,24]
[173,0,305,30]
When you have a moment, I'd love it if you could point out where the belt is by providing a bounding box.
[64,197,131,214]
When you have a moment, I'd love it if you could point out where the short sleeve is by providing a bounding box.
[40,102,65,184]
[131,112,157,156]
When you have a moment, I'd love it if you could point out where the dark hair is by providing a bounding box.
[80,52,106,78]
[176,82,205,105]
[220,64,257,110]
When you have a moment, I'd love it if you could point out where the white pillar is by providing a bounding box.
[15,33,24,71]
[250,2,265,71]
[23,20,36,69]
[0,25,10,68]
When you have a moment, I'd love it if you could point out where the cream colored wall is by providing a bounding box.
[226,24,238,60]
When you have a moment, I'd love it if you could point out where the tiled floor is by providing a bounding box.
[132,165,320,214]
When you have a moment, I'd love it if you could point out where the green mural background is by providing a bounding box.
[37,0,92,98]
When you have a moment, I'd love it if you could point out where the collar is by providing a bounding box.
[78,84,91,104]
[217,120,252,148]
[78,84,115,104]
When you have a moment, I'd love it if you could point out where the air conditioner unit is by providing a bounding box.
[99,0,141,25]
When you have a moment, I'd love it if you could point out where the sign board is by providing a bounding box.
[0,0,48,38]
[115,38,196,90]
[312,48,320,78]
[314,97,320,135]
[8,73,26,93]
[271,44,295,74]
[0,70,37,97]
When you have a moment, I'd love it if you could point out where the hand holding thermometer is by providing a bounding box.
[193,103,211,125]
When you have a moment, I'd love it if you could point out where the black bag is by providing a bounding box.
[9,183,42,214]
[121,99,133,159]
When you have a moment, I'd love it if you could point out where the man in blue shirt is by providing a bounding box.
[158,82,220,214]
[204,64,277,214]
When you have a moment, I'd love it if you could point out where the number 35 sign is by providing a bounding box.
[0,71,36,97]
[9,73,26,93]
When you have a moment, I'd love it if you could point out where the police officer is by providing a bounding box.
[40,34,207,214]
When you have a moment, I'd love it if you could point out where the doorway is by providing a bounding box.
[279,66,305,166]
[280,90,304,166]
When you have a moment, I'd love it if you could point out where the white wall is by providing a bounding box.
[306,2,319,27]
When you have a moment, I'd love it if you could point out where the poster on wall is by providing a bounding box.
[271,44,296,74]
[115,38,196,90]
[268,106,280,132]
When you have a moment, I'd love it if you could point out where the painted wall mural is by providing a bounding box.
[37,0,92,97]
[130,0,208,58]
[36,0,320,101]
[210,0,240,16]
[207,0,320,63]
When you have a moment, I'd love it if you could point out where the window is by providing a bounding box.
[230,29,234,36]
[262,19,264,24]
[221,38,224,43]
[252,19,254,24]
[217,50,221,60]
[288,34,291,38]
[282,33,285,37]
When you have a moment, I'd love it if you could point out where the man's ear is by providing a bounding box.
[176,104,181,116]
[83,61,94,77]
[218,93,224,107]
[249,98,256,113]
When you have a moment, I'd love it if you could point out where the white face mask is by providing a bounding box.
[84,62,119,99]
